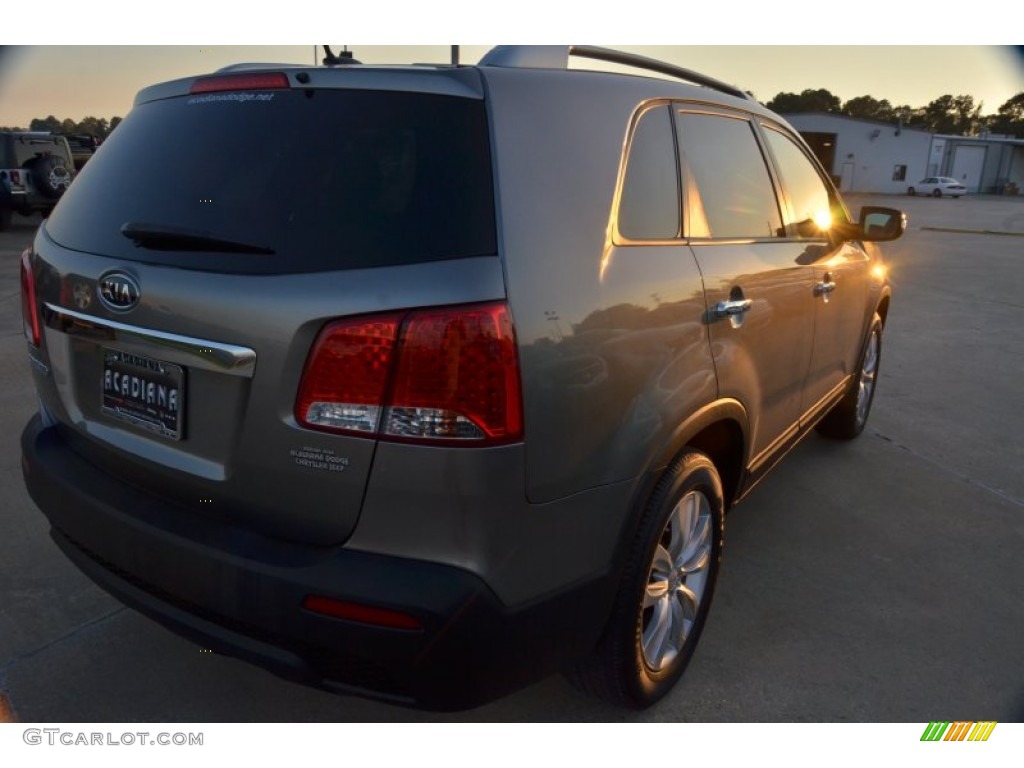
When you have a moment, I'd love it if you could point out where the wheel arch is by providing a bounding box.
[608,399,748,586]
[874,287,891,330]
[641,398,749,513]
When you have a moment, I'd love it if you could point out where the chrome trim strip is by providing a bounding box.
[800,376,853,428]
[27,352,50,375]
[42,303,256,378]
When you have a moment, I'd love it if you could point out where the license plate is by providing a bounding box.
[101,349,185,440]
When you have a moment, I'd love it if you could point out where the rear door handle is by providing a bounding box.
[713,299,753,317]
[814,281,836,296]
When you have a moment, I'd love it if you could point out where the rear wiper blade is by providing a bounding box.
[121,222,275,255]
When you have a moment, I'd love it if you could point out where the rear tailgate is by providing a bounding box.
[27,67,501,546]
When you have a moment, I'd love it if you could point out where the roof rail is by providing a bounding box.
[478,45,750,101]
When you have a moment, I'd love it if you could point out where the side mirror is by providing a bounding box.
[857,206,907,242]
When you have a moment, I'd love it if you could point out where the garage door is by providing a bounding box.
[951,146,986,193]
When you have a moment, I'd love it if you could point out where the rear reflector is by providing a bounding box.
[20,249,40,347]
[302,595,423,631]
[296,302,523,444]
[190,72,290,94]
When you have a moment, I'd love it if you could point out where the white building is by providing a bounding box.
[927,135,1024,195]
[782,113,1024,195]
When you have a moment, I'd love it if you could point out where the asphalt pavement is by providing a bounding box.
[0,196,1021,722]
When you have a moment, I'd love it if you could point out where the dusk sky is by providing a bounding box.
[1,45,1022,130]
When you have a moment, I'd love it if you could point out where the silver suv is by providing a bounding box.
[20,46,903,710]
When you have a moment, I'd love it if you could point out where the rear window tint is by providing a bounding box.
[45,89,496,274]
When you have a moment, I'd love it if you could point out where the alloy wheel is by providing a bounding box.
[856,329,879,427]
[641,490,712,672]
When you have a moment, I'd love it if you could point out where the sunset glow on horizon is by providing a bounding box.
[1,46,1022,130]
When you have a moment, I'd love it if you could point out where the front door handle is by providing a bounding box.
[713,299,753,318]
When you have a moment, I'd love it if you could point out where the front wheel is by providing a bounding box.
[932,189,942,198]
[907,187,916,196]
[568,451,724,708]
[816,314,883,440]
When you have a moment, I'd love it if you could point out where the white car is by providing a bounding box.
[908,177,967,198]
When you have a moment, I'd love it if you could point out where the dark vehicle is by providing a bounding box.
[1,132,74,230]
[62,133,101,171]
[20,46,903,710]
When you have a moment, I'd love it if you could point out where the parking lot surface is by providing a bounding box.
[1,195,1022,722]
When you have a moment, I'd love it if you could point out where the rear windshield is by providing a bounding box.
[45,88,496,274]
[4,135,69,167]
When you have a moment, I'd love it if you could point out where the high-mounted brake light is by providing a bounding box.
[189,72,290,94]
[20,249,40,347]
[296,303,523,445]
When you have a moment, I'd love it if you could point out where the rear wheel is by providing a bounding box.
[0,206,11,232]
[568,451,724,708]
[817,314,883,440]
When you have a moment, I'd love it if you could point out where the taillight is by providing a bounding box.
[20,249,40,347]
[10,170,21,185]
[296,302,523,444]
[190,72,290,94]
[295,314,402,435]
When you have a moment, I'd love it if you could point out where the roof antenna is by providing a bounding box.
[322,45,361,66]
[451,46,460,66]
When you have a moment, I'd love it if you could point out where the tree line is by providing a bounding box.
[764,90,1024,137]
[4,90,1024,139]
[0,115,123,138]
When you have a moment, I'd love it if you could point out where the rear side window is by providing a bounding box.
[12,136,69,166]
[762,127,835,238]
[45,89,496,274]
[675,112,782,239]
[617,106,680,240]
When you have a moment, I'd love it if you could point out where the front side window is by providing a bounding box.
[675,111,782,239]
[617,105,680,241]
[763,127,835,238]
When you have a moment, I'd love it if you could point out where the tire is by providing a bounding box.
[0,206,11,232]
[816,313,883,440]
[907,187,915,196]
[568,451,724,709]
[28,155,73,200]
[932,189,942,198]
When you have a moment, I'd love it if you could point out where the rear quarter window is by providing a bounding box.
[617,105,680,241]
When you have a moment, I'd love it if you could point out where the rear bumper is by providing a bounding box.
[21,415,613,710]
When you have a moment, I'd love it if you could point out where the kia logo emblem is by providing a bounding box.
[98,272,140,312]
